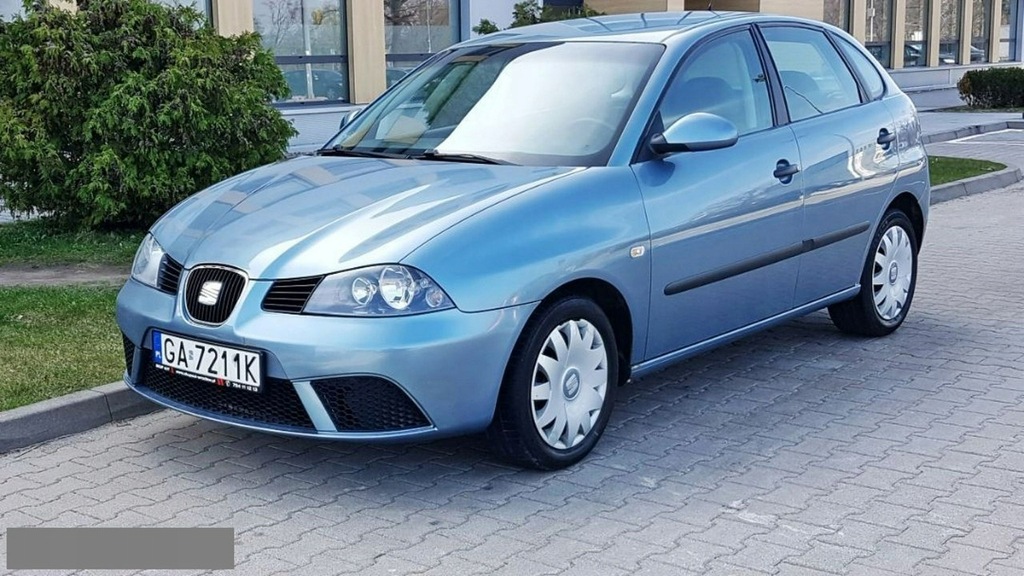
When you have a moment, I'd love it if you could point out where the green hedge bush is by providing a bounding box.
[957,67,1024,109]
[0,0,296,229]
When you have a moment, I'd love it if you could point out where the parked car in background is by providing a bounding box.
[282,69,348,102]
[386,67,412,88]
[118,12,929,469]
[866,41,985,66]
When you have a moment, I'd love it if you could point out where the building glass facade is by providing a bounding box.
[0,0,22,20]
[939,0,963,63]
[384,0,460,87]
[151,0,1020,104]
[904,0,929,66]
[864,0,894,66]
[253,0,349,103]
[972,0,993,61]
[154,0,211,19]
[823,0,851,29]
[1001,0,1018,59]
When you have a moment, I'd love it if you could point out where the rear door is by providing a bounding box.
[759,25,901,305]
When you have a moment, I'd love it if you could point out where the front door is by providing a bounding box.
[633,28,805,360]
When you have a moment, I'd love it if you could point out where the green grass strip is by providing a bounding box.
[0,286,123,411]
[929,155,1007,187]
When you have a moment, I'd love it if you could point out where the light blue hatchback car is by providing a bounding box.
[117,11,929,469]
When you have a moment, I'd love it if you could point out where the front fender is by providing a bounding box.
[403,167,652,362]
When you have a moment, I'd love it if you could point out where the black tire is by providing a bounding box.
[829,209,918,336]
[487,297,619,470]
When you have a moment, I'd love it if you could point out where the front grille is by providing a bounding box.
[157,256,183,295]
[263,276,323,313]
[312,377,430,432]
[138,361,314,431]
[122,334,135,374]
[184,266,246,324]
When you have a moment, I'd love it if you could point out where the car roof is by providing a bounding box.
[458,11,768,46]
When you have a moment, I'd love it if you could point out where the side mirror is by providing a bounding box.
[338,107,364,130]
[649,112,739,155]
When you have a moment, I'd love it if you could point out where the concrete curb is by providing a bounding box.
[925,119,1024,203]
[923,119,1024,145]
[0,381,158,454]
[930,166,1024,205]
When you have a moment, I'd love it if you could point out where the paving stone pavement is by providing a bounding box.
[2,183,1024,576]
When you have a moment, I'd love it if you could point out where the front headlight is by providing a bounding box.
[304,264,454,316]
[131,233,165,289]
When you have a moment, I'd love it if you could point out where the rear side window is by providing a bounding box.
[836,37,886,100]
[761,26,861,122]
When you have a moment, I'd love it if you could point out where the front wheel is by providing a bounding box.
[487,297,618,470]
[829,209,919,336]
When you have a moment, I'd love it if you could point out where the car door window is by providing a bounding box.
[761,27,861,122]
[835,37,886,100]
[657,30,773,136]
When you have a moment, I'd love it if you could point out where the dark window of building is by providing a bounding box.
[998,0,1017,61]
[904,0,929,66]
[385,0,460,88]
[823,0,851,31]
[939,0,963,64]
[253,0,350,104]
[972,0,993,62]
[864,0,894,67]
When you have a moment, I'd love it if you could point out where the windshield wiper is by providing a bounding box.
[319,146,410,160]
[411,150,512,165]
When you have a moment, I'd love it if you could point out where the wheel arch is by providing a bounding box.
[526,278,635,387]
[886,191,926,248]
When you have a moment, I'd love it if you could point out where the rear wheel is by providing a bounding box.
[829,209,918,336]
[488,297,618,470]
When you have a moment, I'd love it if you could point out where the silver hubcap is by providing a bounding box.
[531,319,609,450]
[873,225,913,321]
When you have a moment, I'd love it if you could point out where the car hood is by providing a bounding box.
[151,155,576,279]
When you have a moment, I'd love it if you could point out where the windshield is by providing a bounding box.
[324,42,663,166]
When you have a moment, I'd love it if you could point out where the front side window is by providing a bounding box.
[326,42,663,166]
[762,27,861,122]
[657,30,773,136]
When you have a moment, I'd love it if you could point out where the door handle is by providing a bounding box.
[773,160,800,180]
[877,128,897,146]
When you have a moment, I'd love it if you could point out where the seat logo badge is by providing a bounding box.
[198,281,223,306]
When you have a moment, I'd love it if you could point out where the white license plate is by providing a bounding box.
[152,331,262,392]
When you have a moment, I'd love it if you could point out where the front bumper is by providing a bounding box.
[117,278,535,441]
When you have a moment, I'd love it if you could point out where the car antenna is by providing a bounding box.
[707,0,718,13]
